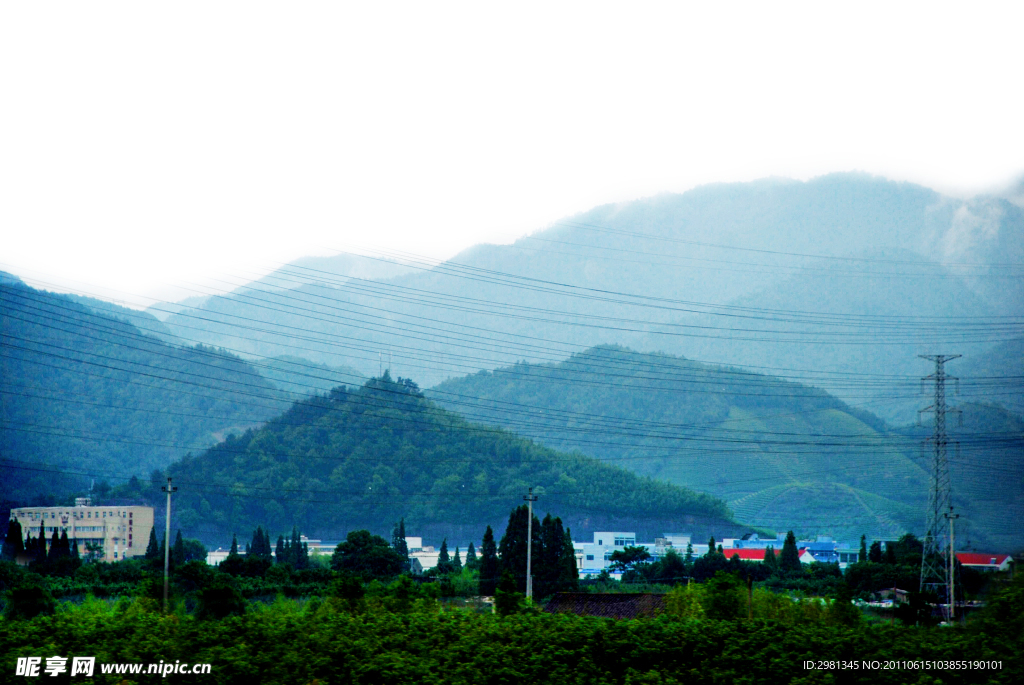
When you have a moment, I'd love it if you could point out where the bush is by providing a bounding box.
[196,577,247,620]
[5,583,55,619]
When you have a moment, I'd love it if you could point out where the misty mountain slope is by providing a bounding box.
[151,175,1022,424]
[654,248,1003,425]
[0,281,291,502]
[168,374,739,545]
[259,355,366,398]
[429,345,930,543]
[956,337,1024,417]
[63,293,182,345]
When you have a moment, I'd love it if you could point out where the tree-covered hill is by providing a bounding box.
[1,281,292,503]
[168,374,738,545]
[430,345,936,544]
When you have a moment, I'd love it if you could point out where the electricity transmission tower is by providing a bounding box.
[918,354,960,622]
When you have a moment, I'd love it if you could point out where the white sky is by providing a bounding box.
[2,2,1022,306]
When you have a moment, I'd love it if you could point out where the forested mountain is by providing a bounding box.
[151,174,1023,425]
[167,374,738,545]
[0,281,291,503]
[431,345,935,545]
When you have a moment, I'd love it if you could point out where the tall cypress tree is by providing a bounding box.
[453,546,462,572]
[229,534,239,556]
[498,505,539,593]
[684,541,694,563]
[763,545,778,574]
[145,528,160,560]
[707,536,716,556]
[70,537,80,560]
[3,519,24,561]
[275,535,285,563]
[438,538,450,565]
[465,541,478,570]
[36,520,47,563]
[172,530,186,566]
[48,529,61,561]
[479,525,499,596]
[58,530,71,558]
[859,535,868,563]
[392,519,410,572]
[779,531,801,573]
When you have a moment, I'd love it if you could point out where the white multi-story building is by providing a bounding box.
[573,532,699,578]
[11,498,154,563]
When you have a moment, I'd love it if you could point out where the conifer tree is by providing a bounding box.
[229,534,239,556]
[885,543,897,565]
[172,530,186,566]
[707,536,716,556]
[48,529,61,561]
[453,546,462,572]
[868,540,883,563]
[465,541,478,570]
[70,538,79,559]
[437,537,449,563]
[36,520,47,563]
[58,530,71,558]
[763,545,778,574]
[145,527,160,560]
[684,541,694,563]
[479,525,499,596]
[275,535,285,563]
[779,530,801,573]
[392,519,410,572]
[859,535,868,563]
[2,519,24,560]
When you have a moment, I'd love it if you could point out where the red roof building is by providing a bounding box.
[956,553,1013,572]
[725,548,779,562]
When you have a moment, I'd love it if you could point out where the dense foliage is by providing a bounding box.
[0,574,1019,684]
[167,373,732,542]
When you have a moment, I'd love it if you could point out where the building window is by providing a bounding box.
[586,555,594,561]
[614,537,634,547]
[598,539,603,545]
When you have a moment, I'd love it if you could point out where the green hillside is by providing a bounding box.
[430,345,934,543]
[258,355,366,398]
[168,373,737,545]
[0,281,291,502]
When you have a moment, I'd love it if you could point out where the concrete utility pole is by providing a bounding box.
[945,506,960,621]
[918,354,961,623]
[161,477,178,613]
[524,487,538,601]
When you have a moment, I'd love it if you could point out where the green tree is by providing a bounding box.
[779,531,801,573]
[2,519,24,561]
[762,546,778,575]
[702,571,745,620]
[494,570,524,616]
[465,541,478,570]
[145,528,159,560]
[498,505,539,593]
[453,546,462,572]
[609,546,651,573]
[172,530,186,566]
[859,535,867,563]
[331,530,404,580]
[392,518,410,572]
[479,525,499,596]
[868,540,883,563]
[684,541,694,563]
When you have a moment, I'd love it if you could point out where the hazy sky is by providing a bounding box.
[2,2,1022,305]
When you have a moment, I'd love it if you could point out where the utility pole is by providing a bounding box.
[945,506,960,621]
[524,487,538,602]
[918,354,960,623]
[161,477,178,613]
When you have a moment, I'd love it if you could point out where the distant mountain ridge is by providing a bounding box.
[150,174,1022,425]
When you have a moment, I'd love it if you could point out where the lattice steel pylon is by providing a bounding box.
[918,354,961,622]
